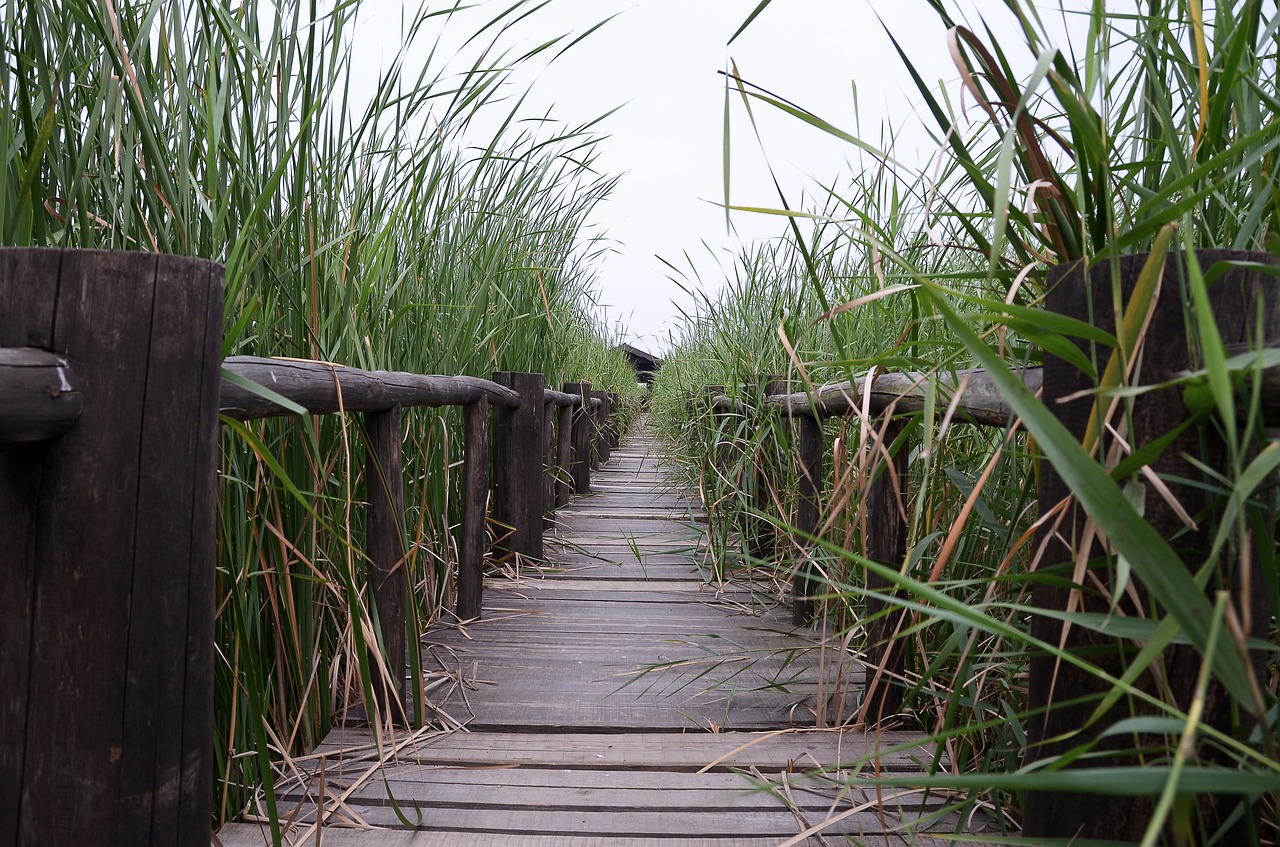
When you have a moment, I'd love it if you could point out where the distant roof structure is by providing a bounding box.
[616,343,663,384]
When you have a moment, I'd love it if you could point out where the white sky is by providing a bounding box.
[352,1,1082,354]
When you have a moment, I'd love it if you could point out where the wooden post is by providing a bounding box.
[859,416,910,726]
[792,413,824,625]
[0,248,222,846]
[587,390,604,470]
[748,376,784,563]
[1024,251,1279,842]
[607,391,622,448]
[555,401,573,509]
[458,397,488,620]
[491,372,545,564]
[364,405,407,724]
[542,398,556,528]
[593,389,612,466]
[565,381,592,494]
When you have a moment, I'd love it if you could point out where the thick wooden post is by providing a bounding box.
[792,413,824,625]
[458,397,489,620]
[565,381,592,494]
[491,372,545,564]
[747,376,784,563]
[364,405,408,724]
[1024,251,1279,842]
[555,402,574,509]
[859,416,910,726]
[0,248,222,846]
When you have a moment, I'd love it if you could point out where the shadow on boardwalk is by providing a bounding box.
[218,418,999,846]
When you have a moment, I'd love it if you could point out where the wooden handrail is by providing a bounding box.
[707,367,1043,427]
[219,355,520,419]
[0,347,84,444]
[216,356,623,723]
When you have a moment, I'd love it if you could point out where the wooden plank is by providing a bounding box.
[259,804,948,837]
[317,728,936,772]
[216,825,987,847]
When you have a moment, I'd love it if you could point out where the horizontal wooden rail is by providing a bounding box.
[708,368,1041,426]
[714,360,1280,426]
[219,356,520,419]
[544,387,583,407]
[0,347,84,444]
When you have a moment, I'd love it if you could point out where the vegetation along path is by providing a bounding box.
[217,418,994,846]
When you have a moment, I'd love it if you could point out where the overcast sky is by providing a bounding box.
[354,1,1079,354]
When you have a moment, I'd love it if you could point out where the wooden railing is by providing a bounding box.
[217,357,617,720]
[0,248,622,846]
[703,367,1043,726]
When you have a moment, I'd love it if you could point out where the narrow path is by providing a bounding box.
[218,419,992,846]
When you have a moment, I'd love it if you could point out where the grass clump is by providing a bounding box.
[653,2,1280,844]
[3,0,639,830]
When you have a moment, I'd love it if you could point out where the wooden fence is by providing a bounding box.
[0,248,620,846]
[703,366,1039,724]
[701,250,1280,843]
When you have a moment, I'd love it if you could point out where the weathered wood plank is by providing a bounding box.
[317,728,935,771]
[217,826,985,847]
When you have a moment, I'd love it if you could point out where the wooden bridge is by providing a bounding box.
[215,419,992,846]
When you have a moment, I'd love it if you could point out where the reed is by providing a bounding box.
[3,0,639,831]
[654,2,1280,843]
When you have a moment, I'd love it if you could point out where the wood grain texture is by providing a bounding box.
[0,246,60,847]
[2,249,222,846]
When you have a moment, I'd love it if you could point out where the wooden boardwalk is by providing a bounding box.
[218,420,993,846]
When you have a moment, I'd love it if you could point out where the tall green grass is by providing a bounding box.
[654,2,1280,843]
[3,0,639,830]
